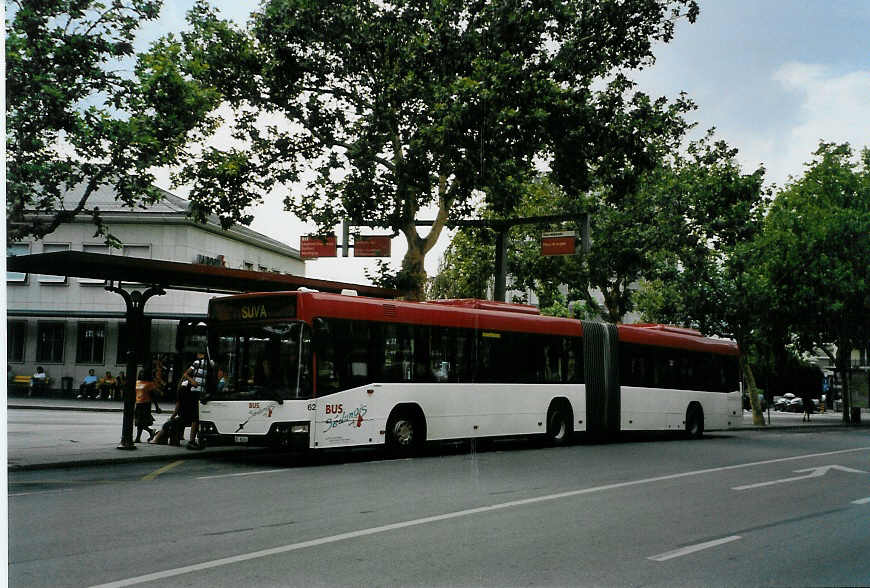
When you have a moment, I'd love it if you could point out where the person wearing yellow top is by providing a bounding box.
[97,371,117,400]
[134,373,162,442]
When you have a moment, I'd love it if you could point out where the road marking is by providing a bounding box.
[852,497,870,505]
[91,445,870,588]
[648,535,742,562]
[142,460,185,481]
[197,468,287,480]
[733,464,867,490]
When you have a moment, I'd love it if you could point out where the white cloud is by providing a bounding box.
[760,63,870,185]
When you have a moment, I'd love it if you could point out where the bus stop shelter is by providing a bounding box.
[7,251,397,449]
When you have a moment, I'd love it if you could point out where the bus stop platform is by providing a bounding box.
[6,398,866,471]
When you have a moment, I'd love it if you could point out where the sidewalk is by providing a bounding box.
[7,398,864,471]
[7,397,263,471]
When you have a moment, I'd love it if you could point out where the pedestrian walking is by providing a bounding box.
[179,351,211,450]
[802,391,814,422]
[134,372,160,443]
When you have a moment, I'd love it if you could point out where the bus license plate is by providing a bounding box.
[234,436,248,444]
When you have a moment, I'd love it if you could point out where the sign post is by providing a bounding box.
[541,231,578,257]
[354,235,392,257]
[300,235,338,259]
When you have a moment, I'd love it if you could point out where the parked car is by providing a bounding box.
[773,393,795,411]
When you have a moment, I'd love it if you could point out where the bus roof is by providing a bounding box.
[618,323,739,356]
[209,291,739,355]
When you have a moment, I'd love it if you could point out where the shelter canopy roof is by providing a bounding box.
[6,251,396,298]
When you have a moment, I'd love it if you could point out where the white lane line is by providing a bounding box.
[91,446,870,588]
[648,536,742,562]
[197,468,287,480]
[852,497,870,505]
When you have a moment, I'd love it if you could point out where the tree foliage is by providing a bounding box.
[755,142,870,420]
[632,134,770,423]
[179,0,699,298]
[6,0,223,245]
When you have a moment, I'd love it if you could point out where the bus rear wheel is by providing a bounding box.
[386,409,424,456]
[685,403,704,439]
[546,402,573,445]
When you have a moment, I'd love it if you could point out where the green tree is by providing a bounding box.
[428,227,494,299]
[6,0,222,244]
[756,143,870,422]
[432,110,695,324]
[179,0,699,299]
[634,134,770,424]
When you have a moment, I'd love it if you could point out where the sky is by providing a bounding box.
[143,1,870,287]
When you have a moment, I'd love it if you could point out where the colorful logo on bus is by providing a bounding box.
[323,404,367,432]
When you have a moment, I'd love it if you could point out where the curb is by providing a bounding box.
[7,446,268,472]
[9,404,123,413]
[729,423,866,432]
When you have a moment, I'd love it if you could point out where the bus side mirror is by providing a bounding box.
[313,317,328,335]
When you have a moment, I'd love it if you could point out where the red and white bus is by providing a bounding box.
[197,291,742,452]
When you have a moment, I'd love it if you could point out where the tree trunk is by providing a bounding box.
[401,240,428,301]
[398,178,451,301]
[837,339,852,424]
[739,350,765,426]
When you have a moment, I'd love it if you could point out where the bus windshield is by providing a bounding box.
[210,321,312,401]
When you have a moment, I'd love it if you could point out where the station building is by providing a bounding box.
[6,185,305,396]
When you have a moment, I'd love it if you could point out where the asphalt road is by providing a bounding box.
[9,426,870,587]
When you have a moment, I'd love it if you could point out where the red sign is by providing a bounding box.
[541,231,577,256]
[354,235,392,257]
[300,235,337,259]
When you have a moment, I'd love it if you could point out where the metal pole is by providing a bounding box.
[494,229,507,302]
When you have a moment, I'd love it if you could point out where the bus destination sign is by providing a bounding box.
[211,298,297,322]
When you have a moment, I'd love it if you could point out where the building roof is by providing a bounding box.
[6,251,397,298]
[52,183,302,259]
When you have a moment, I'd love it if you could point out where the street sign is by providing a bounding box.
[541,231,578,256]
[354,235,392,257]
[300,235,337,259]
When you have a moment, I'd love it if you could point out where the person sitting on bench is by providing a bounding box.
[78,369,98,399]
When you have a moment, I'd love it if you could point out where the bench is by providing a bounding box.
[11,374,52,395]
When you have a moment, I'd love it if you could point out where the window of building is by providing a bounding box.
[80,244,110,284]
[120,245,151,285]
[38,243,71,283]
[7,321,26,362]
[123,244,150,259]
[76,323,106,364]
[36,322,65,363]
[6,243,30,283]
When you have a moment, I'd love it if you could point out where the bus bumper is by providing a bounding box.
[198,421,310,449]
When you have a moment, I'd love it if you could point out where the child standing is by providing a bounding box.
[134,373,159,443]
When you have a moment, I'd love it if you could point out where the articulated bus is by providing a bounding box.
[197,291,742,452]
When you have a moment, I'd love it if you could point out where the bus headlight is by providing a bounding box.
[199,421,218,435]
[271,422,309,435]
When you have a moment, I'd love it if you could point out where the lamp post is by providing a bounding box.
[105,282,166,450]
